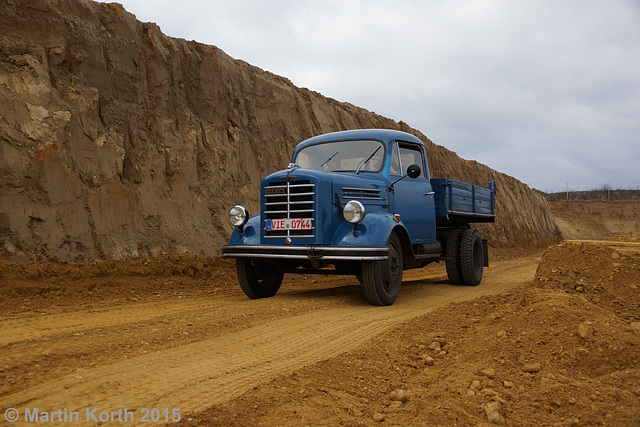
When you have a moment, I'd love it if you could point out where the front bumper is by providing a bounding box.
[221,245,389,261]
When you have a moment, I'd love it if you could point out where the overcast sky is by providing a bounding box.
[102,0,640,192]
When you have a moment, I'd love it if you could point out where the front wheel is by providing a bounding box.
[236,259,284,299]
[362,232,403,306]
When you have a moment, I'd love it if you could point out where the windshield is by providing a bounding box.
[294,140,385,173]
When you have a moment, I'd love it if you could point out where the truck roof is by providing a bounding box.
[294,129,424,152]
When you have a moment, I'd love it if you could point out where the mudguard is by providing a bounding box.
[227,215,261,245]
[331,212,405,247]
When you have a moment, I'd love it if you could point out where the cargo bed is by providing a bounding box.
[431,178,496,225]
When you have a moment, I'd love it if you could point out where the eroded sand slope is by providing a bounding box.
[1,0,558,262]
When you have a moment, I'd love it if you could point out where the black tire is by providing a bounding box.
[236,259,284,299]
[362,232,403,306]
[445,228,464,285]
[460,229,484,286]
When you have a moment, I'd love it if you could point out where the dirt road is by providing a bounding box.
[0,255,539,423]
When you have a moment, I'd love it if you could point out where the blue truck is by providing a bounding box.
[222,129,496,306]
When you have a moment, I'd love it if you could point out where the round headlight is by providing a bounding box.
[228,205,249,227]
[343,200,366,224]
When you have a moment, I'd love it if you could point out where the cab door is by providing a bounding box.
[389,142,436,244]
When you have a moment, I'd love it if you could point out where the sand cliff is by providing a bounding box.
[0,0,559,261]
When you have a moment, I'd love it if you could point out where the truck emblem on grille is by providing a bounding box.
[265,187,287,195]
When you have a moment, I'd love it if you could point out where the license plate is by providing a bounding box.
[266,218,313,231]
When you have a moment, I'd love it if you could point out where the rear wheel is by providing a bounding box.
[362,232,403,306]
[445,228,464,285]
[236,259,284,299]
[460,228,484,286]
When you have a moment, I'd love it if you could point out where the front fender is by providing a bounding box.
[332,212,405,246]
[228,215,261,245]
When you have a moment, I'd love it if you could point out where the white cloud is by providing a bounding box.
[101,0,640,191]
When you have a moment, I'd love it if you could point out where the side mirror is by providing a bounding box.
[389,164,422,193]
[407,164,421,178]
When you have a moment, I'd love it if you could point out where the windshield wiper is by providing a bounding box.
[318,151,339,170]
[356,146,381,174]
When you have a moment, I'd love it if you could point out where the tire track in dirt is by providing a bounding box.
[0,299,227,347]
[0,256,540,424]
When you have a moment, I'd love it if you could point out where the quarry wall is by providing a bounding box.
[0,0,560,261]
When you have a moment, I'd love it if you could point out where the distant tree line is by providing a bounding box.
[544,184,640,201]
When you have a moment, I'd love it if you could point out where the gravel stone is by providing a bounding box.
[482,368,495,379]
[389,388,409,403]
[522,362,541,373]
[578,322,594,339]
[373,412,386,422]
[485,401,505,424]
[470,379,482,390]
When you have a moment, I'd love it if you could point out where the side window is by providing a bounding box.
[390,143,401,176]
[398,143,426,178]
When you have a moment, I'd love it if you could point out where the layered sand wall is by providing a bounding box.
[0,0,559,261]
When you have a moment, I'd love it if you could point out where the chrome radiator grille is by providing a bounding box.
[264,180,315,238]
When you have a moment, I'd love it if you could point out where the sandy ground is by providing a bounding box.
[548,200,640,240]
[1,205,639,425]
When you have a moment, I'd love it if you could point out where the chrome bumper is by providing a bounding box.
[221,245,389,261]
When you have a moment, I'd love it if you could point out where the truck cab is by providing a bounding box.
[222,129,495,305]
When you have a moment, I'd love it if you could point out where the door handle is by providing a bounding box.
[426,191,435,196]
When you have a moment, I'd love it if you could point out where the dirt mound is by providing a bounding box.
[194,239,640,426]
[534,239,640,324]
[0,255,236,313]
[0,0,558,262]
[0,254,235,281]
[549,200,640,240]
